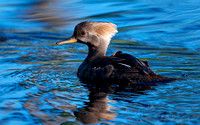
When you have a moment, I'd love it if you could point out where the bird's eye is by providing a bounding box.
[81,31,86,36]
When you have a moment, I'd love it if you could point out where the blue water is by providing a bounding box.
[0,0,200,124]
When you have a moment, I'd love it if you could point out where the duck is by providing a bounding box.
[56,21,178,87]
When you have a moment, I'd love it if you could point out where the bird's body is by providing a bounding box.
[57,21,178,87]
[77,51,176,86]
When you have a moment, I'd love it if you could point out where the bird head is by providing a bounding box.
[56,21,118,47]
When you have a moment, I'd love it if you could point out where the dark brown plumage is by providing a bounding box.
[56,21,178,87]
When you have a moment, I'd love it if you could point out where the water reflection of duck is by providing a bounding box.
[56,21,178,87]
[74,92,116,124]
[73,84,153,124]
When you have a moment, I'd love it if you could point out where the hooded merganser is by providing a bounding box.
[56,21,178,86]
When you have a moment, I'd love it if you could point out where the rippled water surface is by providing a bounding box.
[0,0,200,124]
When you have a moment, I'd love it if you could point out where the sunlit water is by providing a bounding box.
[0,0,200,124]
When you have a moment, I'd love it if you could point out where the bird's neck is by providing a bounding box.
[86,45,107,60]
[85,40,109,61]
